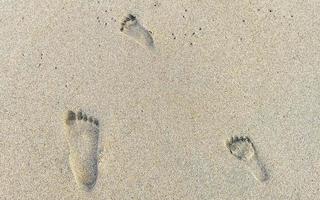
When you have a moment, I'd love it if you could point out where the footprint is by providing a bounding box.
[120,14,155,50]
[65,110,100,191]
[226,136,268,182]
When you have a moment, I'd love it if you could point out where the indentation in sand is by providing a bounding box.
[120,14,155,50]
[226,136,268,182]
[65,110,99,191]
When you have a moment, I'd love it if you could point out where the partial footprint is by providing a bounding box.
[65,110,100,191]
[226,136,268,182]
[120,14,155,50]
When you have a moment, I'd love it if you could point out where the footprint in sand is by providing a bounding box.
[226,136,268,182]
[65,110,99,191]
[120,14,155,50]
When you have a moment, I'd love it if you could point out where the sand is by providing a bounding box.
[1,0,320,199]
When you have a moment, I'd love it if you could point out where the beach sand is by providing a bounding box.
[1,0,319,199]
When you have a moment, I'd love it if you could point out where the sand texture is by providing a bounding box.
[1,0,320,199]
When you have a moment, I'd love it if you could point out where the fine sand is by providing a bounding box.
[1,0,320,199]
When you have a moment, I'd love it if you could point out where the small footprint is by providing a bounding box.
[120,14,155,50]
[65,110,100,191]
[226,136,268,182]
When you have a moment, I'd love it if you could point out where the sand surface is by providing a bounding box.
[1,0,320,199]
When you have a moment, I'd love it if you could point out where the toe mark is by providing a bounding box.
[93,119,99,126]
[67,110,76,121]
[83,114,88,121]
[77,111,83,120]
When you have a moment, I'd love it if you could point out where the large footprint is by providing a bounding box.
[226,136,268,182]
[65,110,99,191]
[120,14,155,50]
